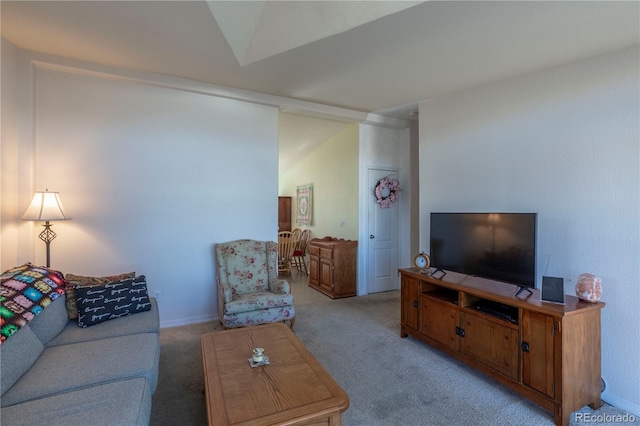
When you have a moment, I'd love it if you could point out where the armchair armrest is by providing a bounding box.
[269,278,291,295]
[218,278,233,303]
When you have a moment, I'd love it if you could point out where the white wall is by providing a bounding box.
[279,122,359,240]
[1,38,20,271]
[4,51,280,327]
[419,47,639,414]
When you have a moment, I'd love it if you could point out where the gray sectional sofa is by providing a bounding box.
[0,294,160,425]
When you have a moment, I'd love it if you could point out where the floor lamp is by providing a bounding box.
[21,190,71,268]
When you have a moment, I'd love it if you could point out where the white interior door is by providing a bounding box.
[367,168,399,293]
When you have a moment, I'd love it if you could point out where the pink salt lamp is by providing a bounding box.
[575,273,602,303]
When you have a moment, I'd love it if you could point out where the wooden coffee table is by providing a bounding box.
[201,323,349,425]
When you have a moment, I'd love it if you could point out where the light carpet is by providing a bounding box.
[150,290,637,425]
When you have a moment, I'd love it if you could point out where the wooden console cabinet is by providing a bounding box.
[399,268,605,426]
[308,237,357,298]
[278,197,291,231]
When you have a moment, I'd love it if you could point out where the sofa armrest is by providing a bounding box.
[269,278,291,295]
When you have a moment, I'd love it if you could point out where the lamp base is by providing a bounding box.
[39,221,57,268]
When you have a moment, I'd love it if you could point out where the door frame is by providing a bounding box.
[360,166,402,295]
[356,121,414,297]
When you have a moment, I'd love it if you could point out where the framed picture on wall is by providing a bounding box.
[296,184,313,226]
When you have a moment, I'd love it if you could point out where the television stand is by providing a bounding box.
[515,286,533,298]
[399,268,604,426]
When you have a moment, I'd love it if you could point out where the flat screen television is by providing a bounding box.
[430,213,537,292]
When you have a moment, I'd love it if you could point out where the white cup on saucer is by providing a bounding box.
[252,348,265,363]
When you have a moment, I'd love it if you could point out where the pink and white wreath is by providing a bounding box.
[374,176,402,208]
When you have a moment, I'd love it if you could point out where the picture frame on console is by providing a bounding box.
[541,276,565,304]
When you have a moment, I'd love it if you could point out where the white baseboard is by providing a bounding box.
[160,314,218,329]
[602,391,640,417]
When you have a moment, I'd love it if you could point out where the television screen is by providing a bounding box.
[430,213,537,288]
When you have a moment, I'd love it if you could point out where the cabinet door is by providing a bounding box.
[419,295,459,350]
[332,246,357,297]
[278,197,291,231]
[320,258,333,292]
[309,256,320,286]
[522,310,555,398]
[460,312,519,380]
[401,276,420,330]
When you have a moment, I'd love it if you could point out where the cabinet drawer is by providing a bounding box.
[320,248,333,259]
[309,246,320,256]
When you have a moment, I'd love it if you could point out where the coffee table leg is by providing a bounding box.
[328,413,342,425]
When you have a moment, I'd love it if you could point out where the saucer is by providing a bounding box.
[248,356,270,367]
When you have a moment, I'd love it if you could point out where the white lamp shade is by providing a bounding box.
[21,191,71,221]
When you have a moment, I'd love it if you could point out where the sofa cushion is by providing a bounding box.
[64,271,135,320]
[75,276,151,328]
[224,291,294,315]
[27,296,68,345]
[46,298,159,347]
[1,332,159,407]
[0,378,152,426]
[223,306,295,329]
[0,325,44,397]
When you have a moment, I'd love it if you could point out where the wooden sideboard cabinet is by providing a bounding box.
[308,237,357,299]
[399,268,605,426]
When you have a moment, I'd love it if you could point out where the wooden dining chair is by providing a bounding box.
[292,229,311,275]
[277,231,296,276]
[291,228,302,247]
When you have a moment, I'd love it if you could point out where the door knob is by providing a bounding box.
[369,235,375,239]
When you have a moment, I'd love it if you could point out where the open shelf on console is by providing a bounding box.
[423,288,459,305]
[463,295,519,325]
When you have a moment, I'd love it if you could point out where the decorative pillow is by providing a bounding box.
[75,275,151,328]
[65,272,135,320]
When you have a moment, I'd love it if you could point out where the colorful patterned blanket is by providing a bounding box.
[0,263,66,344]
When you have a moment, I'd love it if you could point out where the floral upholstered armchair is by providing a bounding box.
[215,239,295,329]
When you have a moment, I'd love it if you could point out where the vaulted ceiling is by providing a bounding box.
[2,1,638,171]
